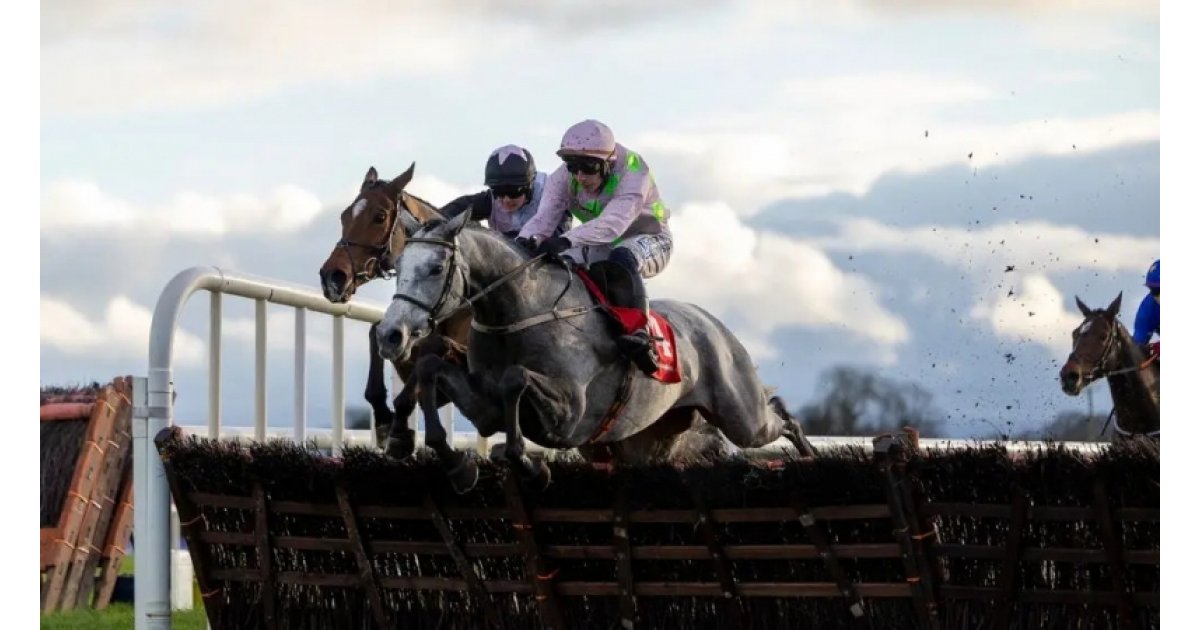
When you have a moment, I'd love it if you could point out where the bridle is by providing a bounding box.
[335,189,411,287]
[392,234,593,335]
[1067,315,1157,383]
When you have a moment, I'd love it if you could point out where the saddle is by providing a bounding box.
[576,262,681,384]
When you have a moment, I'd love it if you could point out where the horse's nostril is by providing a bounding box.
[330,270,347,287]
[387,330,403,346]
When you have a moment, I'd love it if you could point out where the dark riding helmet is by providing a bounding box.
[484,145,536,188]
[1145,259,1160,289]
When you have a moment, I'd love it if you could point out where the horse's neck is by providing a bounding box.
[1105,322,1160,430]
[458,229,584,325]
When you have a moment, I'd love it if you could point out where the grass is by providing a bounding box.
[40,603,208,629]
[42,556,208,629]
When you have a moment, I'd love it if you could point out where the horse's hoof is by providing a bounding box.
[447,455,480,494]
[522,458,552,491]
[385,430,416,459]
[374,424,392,449]
[488,442,508,464]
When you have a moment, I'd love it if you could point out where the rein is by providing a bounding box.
[393,236,589,333]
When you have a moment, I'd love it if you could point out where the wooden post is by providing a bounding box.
[254,482,279,629]
[425,491,501,628]
[687,481,744,629]
[335,484,387,629]
[154,426,224,629]
[792,492,866,624]
[94,474,135,609]
[990,488,1030,630]
[1092,479,1135,630]
[502,473,564,630]
[874,433,939,630]
[65,378,134,609]
[612,477,638,630]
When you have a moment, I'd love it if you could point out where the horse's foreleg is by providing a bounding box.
[383,371,417,460]
[412,355,504,493]
[365,323,394,448]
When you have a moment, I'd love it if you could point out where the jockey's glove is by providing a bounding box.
[515,236,536,253]
[534,236,572,258]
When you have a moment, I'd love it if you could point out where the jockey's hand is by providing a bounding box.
[514,236,537,254]
[534,236,572,258]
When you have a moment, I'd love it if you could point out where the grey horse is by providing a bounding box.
[375,209,816,491]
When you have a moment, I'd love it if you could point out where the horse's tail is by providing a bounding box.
[768,394,817,458]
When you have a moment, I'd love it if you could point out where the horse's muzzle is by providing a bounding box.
[320,269,352,303]
[1059,364,1085,396]
[375,323,412,363]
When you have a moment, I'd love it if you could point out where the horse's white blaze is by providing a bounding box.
[351,198,368,218]
[1080,320,1094,334]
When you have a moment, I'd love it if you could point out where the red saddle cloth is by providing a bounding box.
[575,270,681,384]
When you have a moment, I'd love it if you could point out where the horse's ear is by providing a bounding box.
[398,207,423,236]
[1075,296,1091,316]
[390,162,416,194]
[362,166,379,191]
[446,205,471,235]
[1105,292,1123,320]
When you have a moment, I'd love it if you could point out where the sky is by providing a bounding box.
[38,0,1168,441]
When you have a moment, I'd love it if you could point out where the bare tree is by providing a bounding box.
[795,366,946,436]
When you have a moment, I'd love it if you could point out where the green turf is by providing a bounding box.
[40,603,208,629]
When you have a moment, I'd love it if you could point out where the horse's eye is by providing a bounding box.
[430,264,444,276]
[373,212,387,224]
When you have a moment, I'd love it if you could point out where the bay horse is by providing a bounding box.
[375,209,816,492]
[1059,293,1160,439]
[318,164,472,452]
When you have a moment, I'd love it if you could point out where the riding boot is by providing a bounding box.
[616,274,660,376]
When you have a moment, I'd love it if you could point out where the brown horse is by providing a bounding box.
[319,164,735,466]
[1059,293,1159,439]
[319,164,472,451]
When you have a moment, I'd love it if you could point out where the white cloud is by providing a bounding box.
[650,202,910,361]
[42,179,324,236]
[633,71,1158,215]
[42,1,491,116]
[41,295,206,365]
[969,274,1081,354]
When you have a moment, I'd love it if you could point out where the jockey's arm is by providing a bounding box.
[517,168,571,242]
[439,191,491,223]
[1132,292,1158,345]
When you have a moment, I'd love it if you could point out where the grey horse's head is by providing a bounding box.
[376,209,472,362]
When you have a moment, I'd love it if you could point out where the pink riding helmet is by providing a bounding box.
[556,119,616,160]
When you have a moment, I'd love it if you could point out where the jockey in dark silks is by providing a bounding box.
[516,119,674,376]
[439,145,571,239]
[1132,259,1159,354]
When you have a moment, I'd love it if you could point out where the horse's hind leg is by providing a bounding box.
[697,388,816,458]
[769,396,817,458]
[499,365,579,490]
[365,323,394,448]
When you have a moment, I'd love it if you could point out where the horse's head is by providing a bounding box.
[1060,293,1123,396]
[376,208,473,362]
[318,163,443,303]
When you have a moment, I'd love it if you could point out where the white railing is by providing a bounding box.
[132,266,404,629]
[133,266,1107,629]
